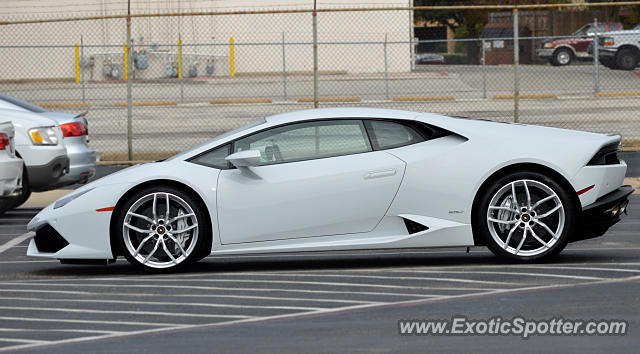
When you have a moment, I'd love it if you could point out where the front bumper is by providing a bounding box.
[26,154,70,192]
[598,48,617,59]
[536,48,554,59]
[574,185,633,241]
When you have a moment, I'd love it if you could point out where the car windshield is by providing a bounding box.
[0,93,46,113]
[167,119,267,161]
[571,25,590,36]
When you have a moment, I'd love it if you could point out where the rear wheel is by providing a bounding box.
[615,48,639,71]
[115,185,210,271]
[475,171,577,262]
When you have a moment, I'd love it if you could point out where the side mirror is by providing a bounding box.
[225,150,261,167]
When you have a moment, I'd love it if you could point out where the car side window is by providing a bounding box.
[233,120,371,166]
[191,144,230,169]
[366,120,425,150]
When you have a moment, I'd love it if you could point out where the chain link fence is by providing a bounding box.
[0,4,639,161]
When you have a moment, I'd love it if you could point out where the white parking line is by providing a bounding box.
[0,282,449,298]
[0,306,253,320]
[0,328,121,335]
[0,232,33,254]
[0,338,48,345]
[0,316,183,328]
[380,270,604,281]
[0,296,328,312]
[0,288,376,305]
[67,276,515,288]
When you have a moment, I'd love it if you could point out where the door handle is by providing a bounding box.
[364,169,397,179]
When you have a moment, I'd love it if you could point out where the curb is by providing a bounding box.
[37,102,91,109]
[210,98,272,104]
[114,100,178,107]
[596,91,640,98]
[393,96,455,102]
[493,93,557,100]
[298,96,361,103]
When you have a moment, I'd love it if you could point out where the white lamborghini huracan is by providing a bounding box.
[27,108,632,270]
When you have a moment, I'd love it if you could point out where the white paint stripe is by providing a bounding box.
[0,260,58,264]
[0,296,327,312]
[0,282,450,298]
[177,272,525,284]
[0,288,376,305]
[0,328,121,335]
[57,276,513,287]
[0,316,183,328]
[380,270,603,281]
[0,306,253,320]
[0,232,33,254]
[0,338,48,345]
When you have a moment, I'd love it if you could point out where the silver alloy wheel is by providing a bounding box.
[486,179,565,257]
[556,50,571,65]
[122,192,199,269]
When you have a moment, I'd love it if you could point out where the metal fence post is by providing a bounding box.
[312,5,319,108]
[126,7,133,161]
[594,32,600,95]
[513,8,520,123]
[178,36,184,104]
[282,32,287,99]
[80,36,86,103]
[384,33,389,100]
[481,39,486,99]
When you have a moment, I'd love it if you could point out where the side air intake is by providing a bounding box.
[403,218,429,234]
[34,224,69,253]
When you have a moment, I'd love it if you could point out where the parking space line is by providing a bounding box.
[0,338,49,345]
[0,306,254,320]
[0,288,378,305]
[0,232,33,254]
[0,296,329,311]
[0,328,121,335]
[214,271,597,282]
[0,281,449,298]
[0,316,184,328]
[71,276,516,288]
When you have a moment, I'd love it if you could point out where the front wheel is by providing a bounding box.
[615,48,639,71]
[114,186,210,271]
[552,48,573,66]
[475,171,577,262]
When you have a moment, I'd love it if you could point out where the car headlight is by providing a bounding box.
[54,188,95,209]
[603,37,614,46]
[29,126,58,145]
[543,43,553,49]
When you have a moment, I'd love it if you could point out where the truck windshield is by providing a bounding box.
[571,25,590,36]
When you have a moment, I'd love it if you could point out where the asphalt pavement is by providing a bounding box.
[0,158,638,353]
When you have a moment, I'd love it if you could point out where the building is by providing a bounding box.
[0,1,413,81]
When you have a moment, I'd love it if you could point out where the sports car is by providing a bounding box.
[27,108,633,271]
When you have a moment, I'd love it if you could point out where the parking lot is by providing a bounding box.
[0,164,639,353]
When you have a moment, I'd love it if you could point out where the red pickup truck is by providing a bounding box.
[537,22,623,66]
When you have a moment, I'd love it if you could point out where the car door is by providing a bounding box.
[216,119,406,244]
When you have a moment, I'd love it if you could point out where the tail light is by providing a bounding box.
[60,122,88,138]
[0,133,9,150]
[588,142,620,166]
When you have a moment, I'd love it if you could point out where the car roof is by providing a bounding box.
[264,107,422,124]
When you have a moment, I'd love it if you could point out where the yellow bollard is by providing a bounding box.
[74,43,80,83]
[124,42,128,81]
[178,39,182,79]
[229,37,235,77]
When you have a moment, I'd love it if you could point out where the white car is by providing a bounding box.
[1,108,69,202]
[27,108,632,271]
[597,24,640,70]
[0,121,23,214]
[0,94,96,188]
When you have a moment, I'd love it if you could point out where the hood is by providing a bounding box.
[0,108,58,129]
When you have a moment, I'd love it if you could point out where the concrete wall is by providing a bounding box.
[0,0,412,81]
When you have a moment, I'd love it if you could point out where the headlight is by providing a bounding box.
[29,126,58,145]
[603,37,614,46]
[543,43,553,49]
[53,188,95,209]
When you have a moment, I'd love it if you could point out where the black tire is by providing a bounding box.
[551,48,573,66]
[474,171,578,262]
[615,48,639,71]
[8,164,31,209]
[599,58,616,69]
[114,185,211,272]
